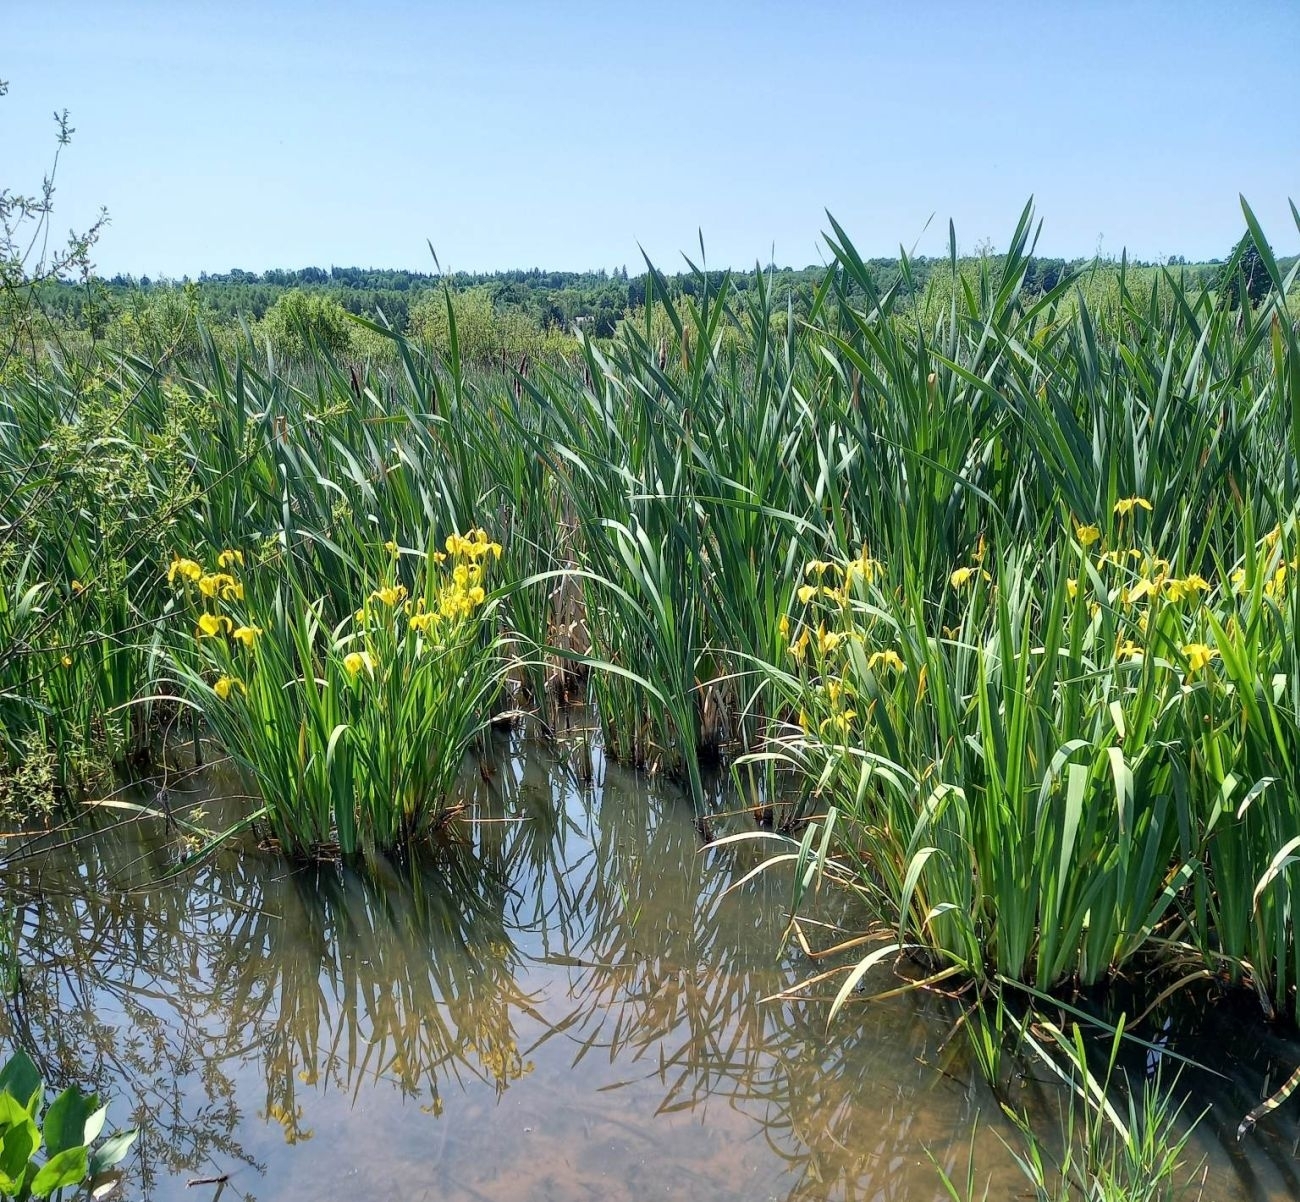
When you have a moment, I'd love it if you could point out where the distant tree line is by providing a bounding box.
[18,243,1297,374]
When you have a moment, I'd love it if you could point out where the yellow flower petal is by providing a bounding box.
[1114,496,1153,518]
[196,613,232,638]
[343,650,375,678]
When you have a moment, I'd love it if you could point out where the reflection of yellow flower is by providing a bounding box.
[1182,643,1218,672]
[1074,523,1101,547]
[196,613,232,638]
[343,650,375,678]
[1114,496,1153,518]
[232,625,262,648]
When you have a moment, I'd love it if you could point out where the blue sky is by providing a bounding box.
[5,1,1298,277]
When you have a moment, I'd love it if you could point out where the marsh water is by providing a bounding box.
[2,729,1299,1201]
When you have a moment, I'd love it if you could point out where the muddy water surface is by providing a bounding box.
[2,732,1298,1200]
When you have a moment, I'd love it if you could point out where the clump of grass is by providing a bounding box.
[735,202,1300,1057]
[166,531,509,856]
[936,1025,1205,1202]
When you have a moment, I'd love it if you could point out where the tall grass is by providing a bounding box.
[2,200,1300,1072]
[165,531,508,855]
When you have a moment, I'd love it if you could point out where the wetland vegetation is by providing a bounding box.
[5,94,1300,1197]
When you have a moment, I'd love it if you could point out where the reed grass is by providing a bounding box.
[2,200,1299,1073]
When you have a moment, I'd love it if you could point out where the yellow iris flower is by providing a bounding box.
[950,566,989,588]
[1114,496,1153,518]
[199,572,243,601]
[196,613,233,638]
[369,585,408,607]
[169,555,203,585]
[343,650,376,678]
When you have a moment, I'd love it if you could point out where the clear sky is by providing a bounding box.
[4,1,1298,277]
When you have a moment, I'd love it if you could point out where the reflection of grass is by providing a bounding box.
[7,741,1291,1200]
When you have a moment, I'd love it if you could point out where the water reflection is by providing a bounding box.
[2,733,1296,1200]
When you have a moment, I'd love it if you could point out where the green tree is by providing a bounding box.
[259,288,355,358]
[1217,233,1271,311]
[408,286,574,367]
[106,282,205,360]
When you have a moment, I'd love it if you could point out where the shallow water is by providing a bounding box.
[1,730,1298,1200]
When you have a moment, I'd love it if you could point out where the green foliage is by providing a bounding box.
[0,82,107,380]
[0,1049,136,1200]
[258,288,357,359]
[1216,233,1272,311]
[937,1026,1203,1202]
[0,363,203,789]
[164,534,510,857]
[103,283,203,360]
[4,194,1300,1027]
[408,286,576,367]
[743,200,1300,1039]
